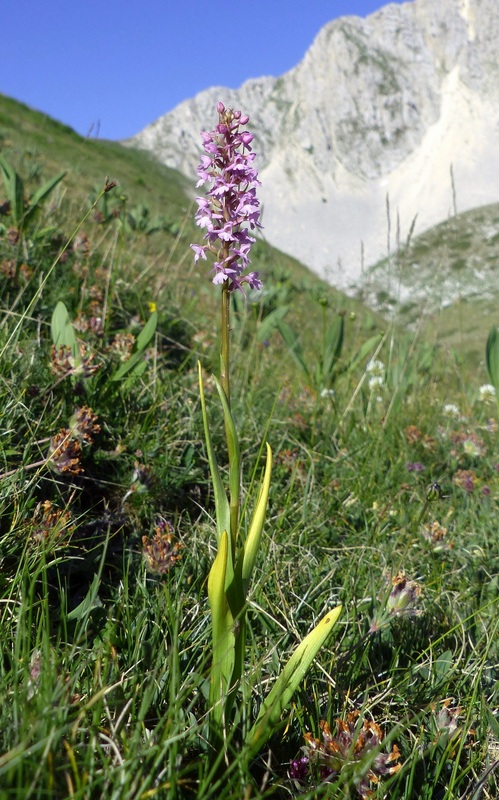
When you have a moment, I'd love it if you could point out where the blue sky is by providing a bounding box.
[5,0,412,141]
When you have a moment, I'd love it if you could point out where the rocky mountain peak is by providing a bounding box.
[126,0,499,290]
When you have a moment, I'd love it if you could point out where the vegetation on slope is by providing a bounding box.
[0,95,497,799]
[358,202,499,365]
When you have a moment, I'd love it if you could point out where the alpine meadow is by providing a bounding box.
[0,89,498,800]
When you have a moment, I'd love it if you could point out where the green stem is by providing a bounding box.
[221,282,230,405]
[220,282,239,543]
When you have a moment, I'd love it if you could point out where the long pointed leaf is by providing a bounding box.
[246,605,342,757]
[227,443,273,719]
[25,171,66,223]
[345,333,384,376]
[67,573,102,621]
[213,374,241,551]
[111,348,147,380]
[275,320,310,380]
[0,155,24,228]
[238,442,272,597]
[111,311,158,380]
[256,306,290,343]
[135,310,158,351]
[198,362,230,544]
[323,314,344,379]
[207,531,236,740]
[486,326,499,391]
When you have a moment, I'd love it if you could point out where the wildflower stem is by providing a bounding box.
[0,458,47,481]
[221,282,231,406]
[415,497,430,529]
[415,482,442,529]
[220,279,239,542]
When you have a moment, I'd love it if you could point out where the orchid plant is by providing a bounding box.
[191,103,341,761]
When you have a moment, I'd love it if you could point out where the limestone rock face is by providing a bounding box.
[127,0,499,289]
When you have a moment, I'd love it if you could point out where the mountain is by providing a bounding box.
[126,0,499,292]
[2,91,495,360]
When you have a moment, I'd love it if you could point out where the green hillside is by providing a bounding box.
[0,93,189,212]
[0,94,497,799]
[2,91,497,367]
[358,202,499,363]
[0,92,381,357]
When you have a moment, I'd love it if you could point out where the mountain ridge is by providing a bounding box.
[126,0,499,292]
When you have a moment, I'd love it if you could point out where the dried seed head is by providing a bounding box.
[386,571,422,617]
[29,499,75,544]
[108,333,135,361]
[300,711,401,798]
[142,522,183,575]
[69,406,101,444]
[48,429,83,475]
[50,343,102,378]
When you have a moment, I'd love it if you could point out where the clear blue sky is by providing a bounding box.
[5,0,412,141]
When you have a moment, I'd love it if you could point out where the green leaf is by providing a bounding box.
[486,326,499,391]
[111,311,157,380]
[0,155,24,228]
[213,374,241,550]
[435,649,453,679]
[207,530,236,742]
[256,306,290,343]
[237,443,272,597]
[51,300,80,364]
[322,314,344,382]
[246,605,342,757]
[485,707,499,739]
[345,333,384,376]
[197,362,230,545]
[276,319,310,380]
[135,310,158,350]
[208,531,234,659]
[25,171,66,223]
[67,574,103,621]
[111,350,145,381]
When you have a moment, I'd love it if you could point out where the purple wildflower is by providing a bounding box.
[190,102,263,293]
[289,755,309,783]
[452,468,476,494]
[406,461,425,473]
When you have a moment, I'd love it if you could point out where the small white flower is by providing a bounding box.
[443,403,461,418]
[369,375,384,391]
[366,359,385,376]
[462,438,483,457]
[320,388,335,398]
[478,384,496,403]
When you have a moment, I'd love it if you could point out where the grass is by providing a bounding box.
[0,94,498,799]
